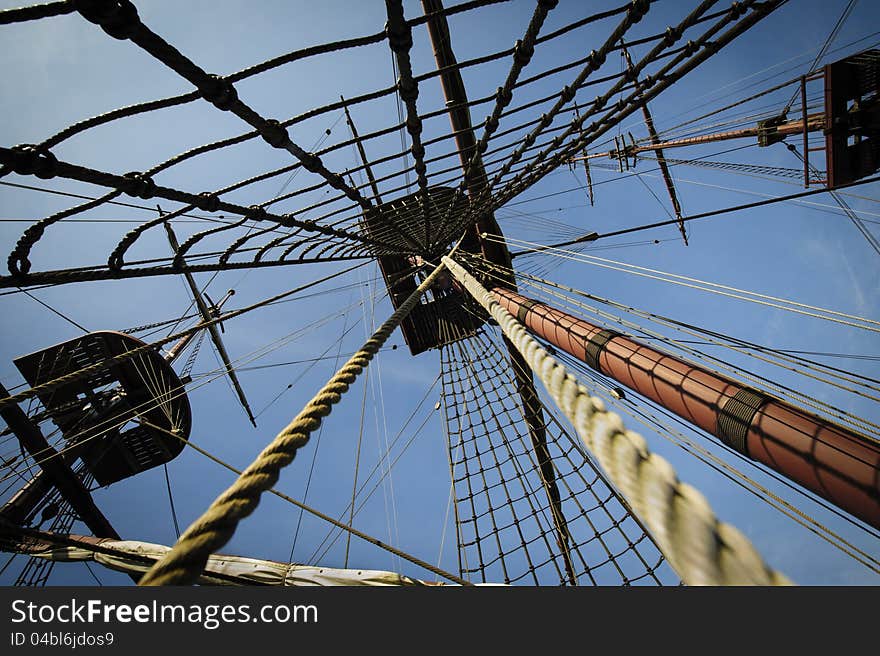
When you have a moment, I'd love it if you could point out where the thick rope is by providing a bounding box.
[0,1,73,25]
[132,417,471,586]
[0,263,368,412]
[139,260,449,585]
[442,255,791,586]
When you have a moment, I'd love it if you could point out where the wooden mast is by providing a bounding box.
[489,286,880,529]
[421,0,577,584]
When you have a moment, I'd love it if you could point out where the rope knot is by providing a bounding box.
[121,171,155,199]
[8,144,58,179]
[198,74,238,111]
[73,0,140,40]
[197,192,220,212]
[560,85,576,104]
[299,151,321,172]
[397,76,418,103]
[729,2,746,20]
[326,172,345,190]
[260,119,289,148]
[629,0,650,22]
[513,39,534,67]
[589,49,606,69]
[385,19,412,53]
[247,205,268,221]
[406,114,422,136]
[664,25,682,46]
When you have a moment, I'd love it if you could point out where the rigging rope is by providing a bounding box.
[0,262,368,413]
[483,1,784,219]
[502,236,880,333]
[441,324,669,585]
[17,288,88,333]
[466,257,880,443]
[306,378,441,566]
[2,0,750,282]
[1,0,787,290]
[443,254,790,585]
[0,290,378,488]
[288,296,355,562]
[128,416,466,585]
[0,2,73,25]
[554,353,880,574]
[138,259,450,585]
[781,0,857,115]
[495,261,880,411]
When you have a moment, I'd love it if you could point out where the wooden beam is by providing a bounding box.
[0,382,120,539]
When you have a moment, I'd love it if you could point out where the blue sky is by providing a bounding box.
[0,0,878,586]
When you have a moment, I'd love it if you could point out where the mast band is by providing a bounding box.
[584,329,619,371]
[516,298,538,324]
[717,388,768,456]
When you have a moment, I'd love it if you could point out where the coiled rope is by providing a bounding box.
[442,254,791,586]
[139,260,450,585]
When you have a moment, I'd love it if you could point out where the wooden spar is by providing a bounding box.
[569,113,827,163]
[163,288,235,366]
[0,524,446,586]
[0,382,121,538]
[1,467,56,527]
[421,0,578,584]
[0,397,139,582]
[163,220,257,427]
[421,0,508,265]
[341,95,383,206]
[490,286,880,530]
[569,47,878,190]
[162,325,198,366]
[622,46,687,244]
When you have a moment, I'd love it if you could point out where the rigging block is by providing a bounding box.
[13,331,191,486]
[364,186,484,355]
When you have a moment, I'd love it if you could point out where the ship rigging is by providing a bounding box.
[0,0,878,586]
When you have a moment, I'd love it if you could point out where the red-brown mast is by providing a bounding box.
[490,286,880,529]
